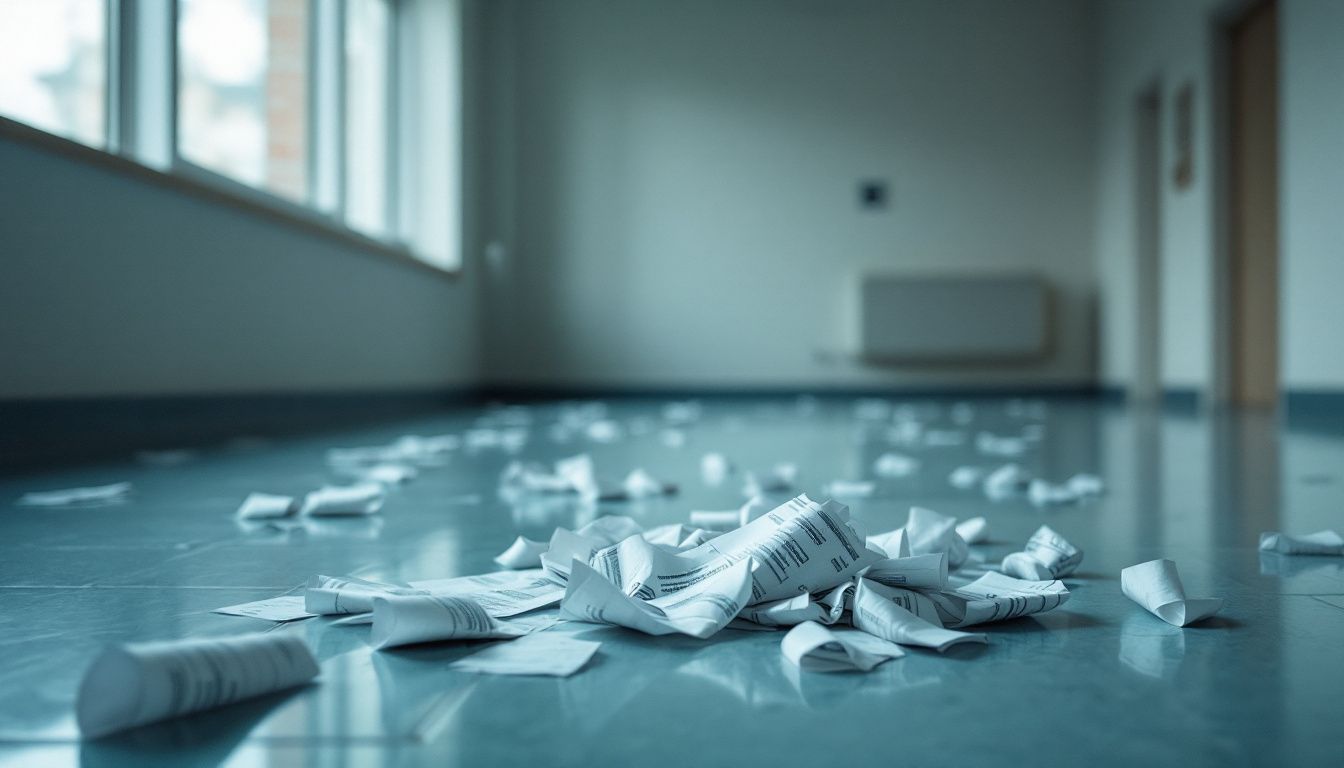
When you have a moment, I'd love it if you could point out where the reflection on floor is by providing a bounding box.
[0,396,1341,766]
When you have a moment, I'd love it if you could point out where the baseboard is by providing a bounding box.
[1283,389,1344,434]
[482,383,1105,401]
[0,387,482,472]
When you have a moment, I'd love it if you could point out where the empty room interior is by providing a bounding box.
[2,0,1342,765]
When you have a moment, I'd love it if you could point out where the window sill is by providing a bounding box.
[0,116,459,282]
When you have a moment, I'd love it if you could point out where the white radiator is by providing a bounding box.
[858,274,1050,362]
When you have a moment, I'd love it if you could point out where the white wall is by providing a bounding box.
[1093,0,1227,393]
[483,0,1099,391]
[1280,0,1344,391]
[0,138,479,399]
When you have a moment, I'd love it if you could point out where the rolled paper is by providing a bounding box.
[77,633,319,738]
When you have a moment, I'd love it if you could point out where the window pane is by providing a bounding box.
[178,0,308,202]
[344,0,389,236]
[0,0,106,147]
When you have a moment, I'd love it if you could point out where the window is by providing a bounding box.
[344,0,390,236]
[178,0,309,202]
[0,0,461,271]
[0,0,107,148]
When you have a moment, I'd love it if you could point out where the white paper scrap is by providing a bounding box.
[76,633,318,738]
[852,580,987,651]
[863,553,948,590]
[955,516,989,544]
[983,463,1029,500]
[1001,525,1083,580]
[214,595,315,622]
[410,570,566,618]
[873,453,921,478]
[949,466,984,490]
[300,483,385,516]
[1121,559,1223,627]
[450,634,600,677]
[1027,479,1078,506]
[826,480,876,498]
[235,493,297,520]
[781,621,905,672]
[1258,530,1344,556]
[701,453,732,485]
[560,559,751,639]
[901,507,969,569]
[370,595,529,649]
[1067,473,1105,496]
[494,536,549,569]
[306,575,428,615]
[18,482,132,507]
[923,572,1070,628]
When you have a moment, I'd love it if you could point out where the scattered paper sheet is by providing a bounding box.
[701,453,732,485]
[450,634,601,677]
[983,463,1029,500]
[781,621,906,672]
[214,596,315,622]
[305,575,428,615]
[17,482,132,507]
[235,493,296,520]
[357,463,418,485]
[923,572,1070,628]
[1121,559,1222,627]
[826,480,876,498]
[955,516,989,544]
[370,595,530,649]
[738,582,853,628]
[1027,479,1076,505]
[560,559,752,639]
[851,580,987,651]
[76,633,318,738]
[889,507,968,568]
[1001,525,1083,580]
[873,453,920,478]
[494,536,549,569]
[410,570,566,618]
[1259,530,1344,556]
[863,553,948,590]
[976,431,1028,457]
[1067,473,1105,496]
[299,484,385,516]
[949,466,984,490]
[589,495,878,605]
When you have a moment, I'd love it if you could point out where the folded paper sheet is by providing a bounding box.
[851,580,987,651]
[409,570,565,618]
[370,595,529,649]
[1121,559,1222,627]
[449,634,600,677]
[781,621,906,672]
[738,582,854,628]
[955,517,989,545]
[897,507,969,569]
[923,572,1070,628]
[235,493,297,520]
[18,482,132,507]
[560,559,752,639]
[1259,530,1344,556]
[1001,525,1083,580]
[863,553,948,591]
[494,536,549,569]
[306,575,428,615]
[299,484,385,516]
[77,634,319,738]
[983,463,1029,500]
[873,453,920,478]
[949,466,984,490]
[588,495,878,605]
[214,596,315,622]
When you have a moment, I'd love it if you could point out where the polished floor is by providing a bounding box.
[0,396,1341,767]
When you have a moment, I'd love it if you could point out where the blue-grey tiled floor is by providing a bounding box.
[0,397,1341,766]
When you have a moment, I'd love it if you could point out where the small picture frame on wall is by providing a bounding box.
[1172,81,1194,189]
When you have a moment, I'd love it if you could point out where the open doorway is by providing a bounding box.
[1225,0,1280,407]
[1132,86,1162,402]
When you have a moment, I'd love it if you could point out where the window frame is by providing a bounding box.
[0,0,457,278]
